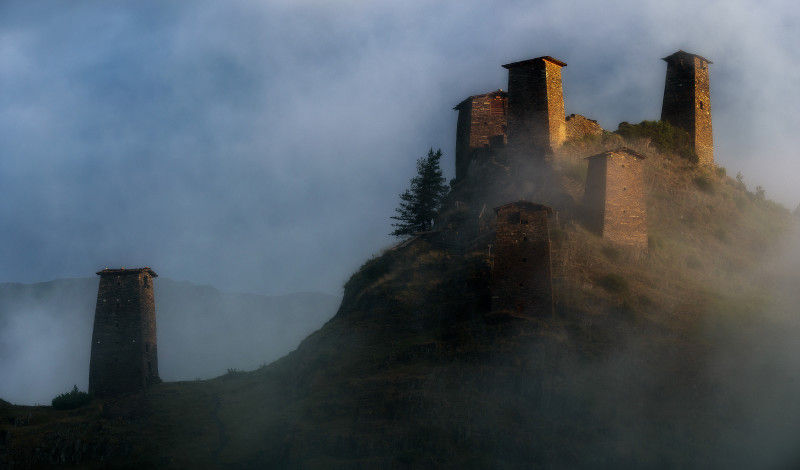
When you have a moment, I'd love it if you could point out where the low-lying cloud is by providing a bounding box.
[0,0,798,295]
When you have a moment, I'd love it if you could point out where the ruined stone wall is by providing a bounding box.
[89,268,159,397]
[504,57,566,158]
[490,202,554,317]
[661,51,713,165]
[565,114,603,141]
[584,150,647,249]
[454,92,508,181]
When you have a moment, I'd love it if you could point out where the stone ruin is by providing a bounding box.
[584,148,648,250]
[489,202,554,318]
[444,50,714,316]
[454,49,713,182]
[454,90,507,182]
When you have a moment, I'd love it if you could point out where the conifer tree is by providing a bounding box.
[390,148,449,237]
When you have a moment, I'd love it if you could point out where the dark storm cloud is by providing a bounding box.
[1,0,799,294]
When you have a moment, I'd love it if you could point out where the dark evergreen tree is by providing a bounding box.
[390,148,449,237]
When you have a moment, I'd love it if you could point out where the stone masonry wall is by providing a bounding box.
[661,51,713,165]
[660,56,694,132]
[565,114,603,141]
[89,268,159,397]
[504,57,566,158]
[543,60,566,150]
[454,91,508,181]
[692,56,713,166]
[584,149,648,249]
[490,202,554,317]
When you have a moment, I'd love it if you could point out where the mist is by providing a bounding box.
[3,1,800,465]
[1,0,799,296]
[581,225,800,467]
[0,278,339,405]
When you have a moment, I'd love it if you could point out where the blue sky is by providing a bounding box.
[1,0,799,294]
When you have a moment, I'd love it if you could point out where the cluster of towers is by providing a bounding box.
[454,50,714,182]
[459,50,714,318]
[83,51,716,393]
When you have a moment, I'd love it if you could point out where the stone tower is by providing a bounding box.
[584,148,648,249]
[502,56,567,157]
[454,90,508,181]
[490,201,554,317]
[89,267,160,397]
[660,50,713,165]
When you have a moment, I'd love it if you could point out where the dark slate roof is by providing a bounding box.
[502,56,567,69]
[453,89,507,110]
[97,267,158,277]
[494,200,554,214]
[662,50,713,64]
[585,147,647,160]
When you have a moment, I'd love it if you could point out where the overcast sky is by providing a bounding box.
[1,0,798,295]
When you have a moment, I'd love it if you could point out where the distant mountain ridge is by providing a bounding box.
[0,277,339,405]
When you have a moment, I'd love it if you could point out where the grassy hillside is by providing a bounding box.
[2,134,799,468]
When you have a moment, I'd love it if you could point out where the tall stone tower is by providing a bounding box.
[89,267,160,397]
[454,90,508,181]
[490,201,554,317]
[660,50,714,165]
[583,148,648,250]
[502,56,567,157]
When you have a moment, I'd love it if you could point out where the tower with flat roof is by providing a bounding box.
[584,148,648,249]
[89,267,160,397]
[503,56,567,157]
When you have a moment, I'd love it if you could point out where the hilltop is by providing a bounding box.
[2,131,798,468]
[4,49,800,468]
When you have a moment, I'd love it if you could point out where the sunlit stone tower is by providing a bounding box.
[583,148,648,250]
[660,50,714,165]
[89,267,160,397]
[503,56,567,157]
[453,90,508,181]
